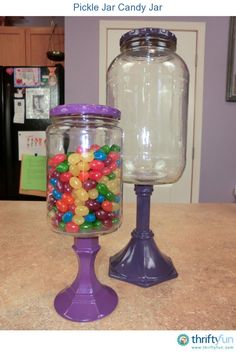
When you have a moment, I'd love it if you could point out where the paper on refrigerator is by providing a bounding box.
[18,131,46,161]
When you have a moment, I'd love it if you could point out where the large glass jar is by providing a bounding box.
[46,104,122,237]
[107,28,189,185]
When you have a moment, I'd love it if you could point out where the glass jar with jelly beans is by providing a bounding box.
[46,104,123,237]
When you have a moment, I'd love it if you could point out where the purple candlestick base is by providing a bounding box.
[54,237,118,322]
[109,185,178,287]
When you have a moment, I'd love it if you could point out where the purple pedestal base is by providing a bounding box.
[54,237,118,322]
[109,185,178,287]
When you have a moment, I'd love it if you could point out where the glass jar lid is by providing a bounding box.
[50,103,121,120]
[120,27,176,49]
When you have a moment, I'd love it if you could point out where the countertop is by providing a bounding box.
[0,201,235,330]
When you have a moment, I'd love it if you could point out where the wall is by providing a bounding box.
[65,16,236,202]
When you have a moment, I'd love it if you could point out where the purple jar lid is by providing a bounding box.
[120,28,176,47]
[50,104,121,119]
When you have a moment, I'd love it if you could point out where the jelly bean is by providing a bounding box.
[52,218,59,228]
[49,154,66,166]
[68,153,81,165]
[66,222,79,233]
[80,222,93,230]
[89,144,100,152]
[68,204,76,213]
[84,213,96,223]
[75,205,89,216]
[59,222,66,231]
[108,151,120,161]
[62,211,74,223]
[89,170,103,181]
[88,188,99,200]
[114,169,121,177]
[94,150,106,161]
[72,215,85,226]
[55,211,64,222]
[69,177,82,189]
[101,200,113,212]
[51,170,60,179]
[81,151,94,162]
[112,202,120,211]
[107,212,116,220]
[110,144,121,152]
[60,171,72,183]
[96,194,105,203]
[48,185,54,194]
[74,189,89,201]
[89,160,105,170]
[107,180,117,190]
[100,176,109,184]
[95,209,109,220]
[83,180,97,191]
[69,164,80,176]
[99,145,110,154]
[78,171,89,182]
[105,191,116,202]
[56,200,69,213]
[93,219,102,229]
[56,162,69,173]
[114,195,121,203]
[85,199,100,211]
[74,198,85,206]
[77,161,90,171]
[96,183,108,196]
[63,183,73,193]
[50,178,57,187]
[62,193,74,205]
[103,219,113,228]
[104,157,113,167]
[48,209,56,219]
[107,172,116,180]
[56,179,63,192]
[116,160,121,167]
[101,167,111,176]
[108,161,117,172]
[53,189,62,200]
[112,218,120,224]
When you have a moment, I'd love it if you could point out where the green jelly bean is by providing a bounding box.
[96,183,109,196]
[112,218,120,224]
[93,219,102,229]
[110,144,121,152]
[59,222,66,231]
[52,206,57,212]
[106,191,116,202]
[107,172,116,180]
[100,144,110,154]
[80,222,94,230]
[56,162,69,173]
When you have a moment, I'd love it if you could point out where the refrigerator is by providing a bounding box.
[0,64,64,200]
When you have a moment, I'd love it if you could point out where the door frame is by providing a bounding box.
[99,20,205,203]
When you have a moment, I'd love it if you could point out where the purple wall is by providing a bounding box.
[65,16,236,202]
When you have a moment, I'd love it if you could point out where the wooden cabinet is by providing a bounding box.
[0,26,64,66]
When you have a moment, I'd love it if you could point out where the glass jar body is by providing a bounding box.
[46,115,123,237]
[107,44,189,185]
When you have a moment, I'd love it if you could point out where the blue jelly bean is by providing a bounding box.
[114,195,120,203]
[116,159,121,167]
[52,189,62,200]
[84,213,96,223]
[94,150,106,161]
[50,178,57,187]
[62,211,73,223]
[96,194,105,203]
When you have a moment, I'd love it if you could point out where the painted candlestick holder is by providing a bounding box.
[109,185,178,287]
[54,237,118,322]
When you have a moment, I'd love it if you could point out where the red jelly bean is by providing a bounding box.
[79,171,89,182]
[66,222,79,233]
[56,200,69,213]
[83,180,97,191]
[68,204,76,213]
[90,144,101,152]
[101,200,113,212]
[60,171,72,183]
[102,167,111,176]
[95,209,109,220]
[104,157,113,167]
[62,193,74,205]
[108,162,117,172]
[89,160,105,170]
[103,219,113,228]
[85,199,101,211]
[49,154,66,166]
[108,152,120,161]
[89,170,103,181]
[107,212,116,219]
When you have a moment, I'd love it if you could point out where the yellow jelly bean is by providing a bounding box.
[68,153,81,165]
[77,161,90,171]
[88,188,99,199]
[69,177,82,189]
[114,169,121,177]
[107,180,117,190]
[69,164,80,176]
[72,215,85,225]
[100,176,109,184]
[112,202,120,211]
[75,205,89,216]
[113,187,120,195]
[81,151,94,162]
[75,188,89,201]
[74,198,85,206]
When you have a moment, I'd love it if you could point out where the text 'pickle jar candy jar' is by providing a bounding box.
[46,104,123,322]
[107,28,189,287]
